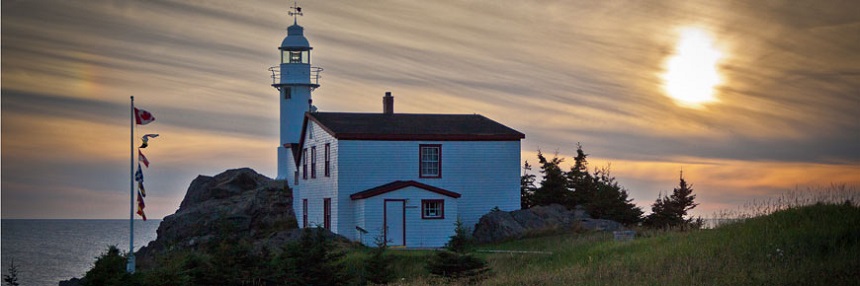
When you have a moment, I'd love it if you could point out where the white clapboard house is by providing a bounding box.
[271,17,524,248]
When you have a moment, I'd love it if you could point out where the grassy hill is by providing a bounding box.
[371,203,860,285]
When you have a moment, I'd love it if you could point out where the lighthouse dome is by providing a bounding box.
[280,23,310,50]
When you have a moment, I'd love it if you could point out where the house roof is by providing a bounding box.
[306,112,525,141]
[350,180,462,200]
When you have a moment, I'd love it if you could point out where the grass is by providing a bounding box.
[347,202,860,285]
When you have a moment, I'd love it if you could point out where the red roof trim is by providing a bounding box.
[350,181,462,200]
[335,133,524,141]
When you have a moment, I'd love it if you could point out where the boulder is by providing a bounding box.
[136,168,298,267]
[471,210,527,243]
[472,204,626,243]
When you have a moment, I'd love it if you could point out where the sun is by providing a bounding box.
[662,27,723,108]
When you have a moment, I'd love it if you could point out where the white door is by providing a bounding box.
[384,200,405,247]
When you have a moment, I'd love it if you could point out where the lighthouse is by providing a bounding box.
[270,6,322,182]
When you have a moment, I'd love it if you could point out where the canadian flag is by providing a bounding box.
[134,107,155,125]
[138,150,150,168]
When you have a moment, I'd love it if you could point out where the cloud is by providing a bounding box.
[2,0,859,218]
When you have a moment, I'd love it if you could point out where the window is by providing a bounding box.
[294,171,299,185]
[302,148,308,180]
[284,87,291,99]
[282,50,310,64]
[323,198,331,230]
[324,143,331,177]
[302,199,308,228]
[419,144,442,178]
[289,51,302,63]
[422,200,444,219]
[311,146,317,179]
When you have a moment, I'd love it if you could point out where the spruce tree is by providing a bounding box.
[589,166,643,225]
[82,246,136,286]
[277,227,346,285]
[4,259,19,286]
[567,143,595,207]
[645,171,700,229]
[531,150,571,207]
[364,235,394,285]
[426,219,489,282]
[520,160,537,209]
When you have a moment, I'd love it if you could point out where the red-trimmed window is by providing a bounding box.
[324,143,331,177]
[302,199,308,228]
[323,198,332,229]
[421,199,444,219]
[302,148,308,180]
[311,146,317,179]
[419,144,442,178]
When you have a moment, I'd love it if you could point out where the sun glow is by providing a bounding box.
[662,27,723,108]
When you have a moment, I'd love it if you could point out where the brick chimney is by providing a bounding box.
[383,91,394,114]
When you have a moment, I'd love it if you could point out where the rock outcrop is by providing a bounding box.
[472,204,625,243]
[136,168,297,266]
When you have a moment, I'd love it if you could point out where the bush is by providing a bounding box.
[364,235,394,285]
[274,227,347,285]
[4,259,20,286]
[82,246,138,286]
[426,219,490,282]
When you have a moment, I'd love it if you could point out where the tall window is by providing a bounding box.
[294,171,299,185]
[311,146,317,179]
[302,199,308,228]
[323,198,331,230]
[422,200,444,219]
[284,87,291,99]
[419,144,442,178]
[324,143,331,177]
[302,148,308,180]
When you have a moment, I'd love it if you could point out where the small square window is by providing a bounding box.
[422,200,444,219]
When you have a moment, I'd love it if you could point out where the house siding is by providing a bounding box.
[293,122,521,247]
[338,140,520,232]
[354,186,458,248]
[295,121,340,229]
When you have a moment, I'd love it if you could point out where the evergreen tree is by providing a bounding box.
[364,235,394,285]
[567,143,596,207]
[588,166,643,225]
[531,150,572,207]
[426,219,489,282]
[82,246,137,286]
[4,259,19,286]
[645,171,700,229]
[520,160,537,209]
[276,227,347,285]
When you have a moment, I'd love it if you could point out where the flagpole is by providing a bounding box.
[128,96,136,274]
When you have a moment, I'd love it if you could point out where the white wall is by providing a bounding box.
[355,186,458,248]
[293,121,522,245]
[338,140,521,231]
[294,121,339,230]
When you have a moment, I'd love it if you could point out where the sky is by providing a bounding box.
[2,0,859,219]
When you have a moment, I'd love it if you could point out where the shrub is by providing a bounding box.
[82,246,138,286]
[274,227,347,285]
[364,235,394,285]
[3,259,19,286]
[426,219,490,282]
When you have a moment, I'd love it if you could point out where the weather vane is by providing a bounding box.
[289,2,303,21]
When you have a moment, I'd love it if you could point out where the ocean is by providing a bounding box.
[1,219,160,286]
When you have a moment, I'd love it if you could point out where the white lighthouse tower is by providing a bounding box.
[270,5,322,182]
